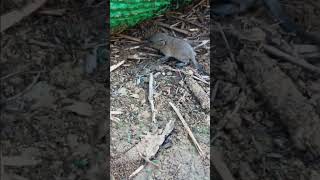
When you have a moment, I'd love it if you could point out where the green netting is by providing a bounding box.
[110,0,193,33]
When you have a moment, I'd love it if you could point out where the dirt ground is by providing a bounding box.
[1,0,108,180]
[110,1,210,179]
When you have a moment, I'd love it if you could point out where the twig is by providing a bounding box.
[148,73,156,123]
[156,22,189,35]
[1,72,41,105]
[192,73,210,85]
[193,0,207,10]
[1,0,47,33]
[194,40,210,50]
[170,15,208,30]
[110,60,125,72]
[216,23,236,62]
[128,165,145,179]
[263,44,320,74]
[169,102,204,157]
[117,34,142,42]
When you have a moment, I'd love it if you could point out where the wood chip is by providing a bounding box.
[185,77,210,111]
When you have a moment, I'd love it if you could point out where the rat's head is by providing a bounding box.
[146,33,168,49]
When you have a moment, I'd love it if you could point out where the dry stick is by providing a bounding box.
[193,0,207,10]
[1,0,47,33]
[170,15,208,30]
[263,44,320,74]
[156,22,189,35]
[169,102,204,157]
[194,40,210,50]
[110,60,125,72]
[149,73,156,123]
[192,75,210,85]
[117,34,142,42]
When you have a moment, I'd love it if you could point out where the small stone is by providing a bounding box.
[130,94,139,99]
[118,87,127,96]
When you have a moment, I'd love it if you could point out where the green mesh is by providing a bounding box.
[110,0,193,33]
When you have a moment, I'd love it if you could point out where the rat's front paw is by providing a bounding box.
[175,62,189,68]
[158,56,170,63]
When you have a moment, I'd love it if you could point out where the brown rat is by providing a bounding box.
[146,33,205,73]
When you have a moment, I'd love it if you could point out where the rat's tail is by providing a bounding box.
[191,55,200,70]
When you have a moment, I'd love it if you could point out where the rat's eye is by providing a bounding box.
[159,39,166,45]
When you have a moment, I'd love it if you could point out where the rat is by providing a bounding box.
[146,33,206,74]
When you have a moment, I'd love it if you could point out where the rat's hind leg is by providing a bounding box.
[175,62,189,68]
[158,56,170,63]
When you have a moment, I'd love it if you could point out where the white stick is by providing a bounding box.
[148,73,156,123]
